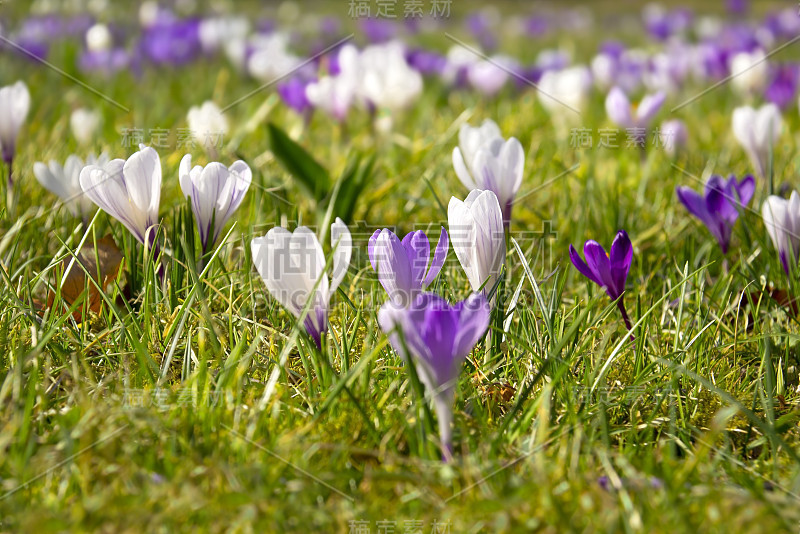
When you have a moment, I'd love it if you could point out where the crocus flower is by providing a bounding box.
[368,227,449,306]
[0,81,31,187]
[250,219,352,348]
[79,145,161,247]
[452,119,524,225]
[140,17,202,66]
[187,101,228,157]
[765,64,799,110]
[732,104,782,178]
[70,108,101,145]
[34,153,108,220]
[569,230,634,332]
[179,154,252,253]
[378,292,491,459]
[605,87,666,143]
[278,77,314,117]
[658,119,688,156]
[676,174,755,253]
[729,49,768,95]
[762,192,800,274]
[305,75,356,121]
[448,190,506,298]
[537,66,592,122]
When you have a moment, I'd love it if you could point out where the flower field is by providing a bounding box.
[1,0,800,531]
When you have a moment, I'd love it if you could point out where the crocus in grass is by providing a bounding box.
[732,104,782,178]
[452,119,524,225]
[605,87,666,143]
[70,108,101,145]
[537,66,592,123]
[569,230,634,332]
[448,190,506,298]
[0,81,31,187]
[378,292,490,459]
[179,154,252,253]
[34,153,108,220]
[368,227,449,306]
[676,174,755,254]
[186,101,228,157]
[729,48,768,96]
[658,119,688,157]
[250,219,351,349]
[79,145,161,247]
[762,192,800,275]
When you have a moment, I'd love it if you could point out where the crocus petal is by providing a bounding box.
[452,292,491,359]
[735,174,756,207]
[376,229,414,305]
[368,229,381,270]
[569,244,601,286]
[452,146,478,190]
[402,230,431,289]
[608,230,632,298]
[424,226,449,286]
[330,217,352,293]
[635,90,666,125]
[122,146,161,227]
[605,86,633,128]
[583,240,617,298]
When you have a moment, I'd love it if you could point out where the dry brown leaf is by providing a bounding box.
[48,235,124,318]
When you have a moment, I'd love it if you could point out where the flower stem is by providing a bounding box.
[617,301,635,341]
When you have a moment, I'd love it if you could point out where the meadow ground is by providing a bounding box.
[1,1,800,532]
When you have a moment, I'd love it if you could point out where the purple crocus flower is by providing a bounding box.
[278,76,314,116]
[139,17,201,66]
[570,231,634,332]
[406,48,447,76]
[360,18,398,43]
[378,292,490,460]
[765,64,799,110]
[676,174,755,254]
[369,227,449,306]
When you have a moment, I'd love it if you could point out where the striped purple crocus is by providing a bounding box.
[676,174,755,254]
[379,292,490,460]
[369,227,449,306]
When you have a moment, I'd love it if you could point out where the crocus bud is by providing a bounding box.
[79,145,161,246]
[452,119,524,225]
[762,192,800,275]
[0,80,31,174]
[186,101,228,156]
[448,190,506,298]
[70,108,101,145]
[250,219,352,348]
[85,23,112,52]
[179,154,252,252]
[732,103,782,178]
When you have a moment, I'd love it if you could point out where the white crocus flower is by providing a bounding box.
[85,23,112,52]
[0,80,31,179]
[179,154,252,252]
[186,101,228,156]
[34,152,108,219]
[452,119,524,225]
[762,192,800,275]
[305,75,357,121]
[250,218,352,348]
[729,49,768,96]
[79,145,161,246]
[246,33,302,82]
[448,190,506,298]
[70,108,101,145]
[732,104,782,178]
[537,66,591,124]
